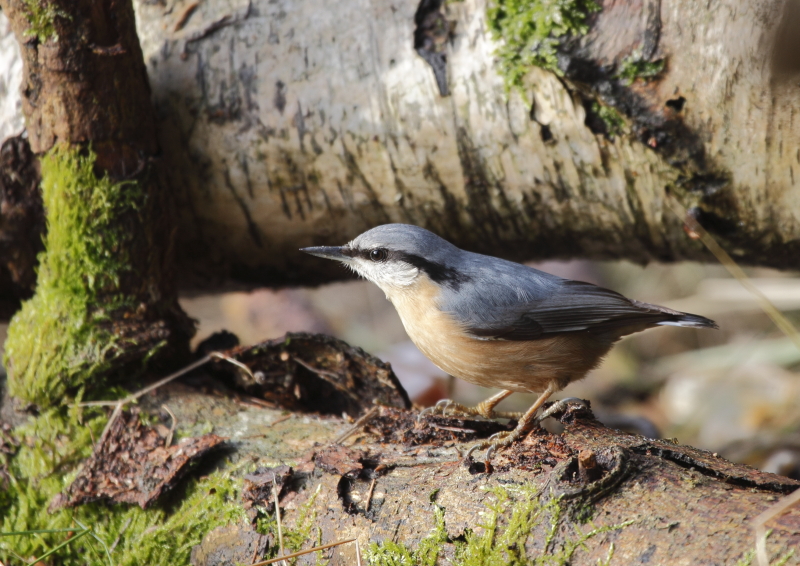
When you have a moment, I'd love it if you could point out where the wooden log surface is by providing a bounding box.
[141,381,800,566]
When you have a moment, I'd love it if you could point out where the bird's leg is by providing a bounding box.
[419,389,516,420]
[466,383,557,461]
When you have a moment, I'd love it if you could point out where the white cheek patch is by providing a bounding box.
[350,260,419,289]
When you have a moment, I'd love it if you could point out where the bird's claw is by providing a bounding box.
[538,397,589,421]
[465,430,517,463]
[417,398,474,421]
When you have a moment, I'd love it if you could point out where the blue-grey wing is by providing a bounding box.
[438,256,703,340]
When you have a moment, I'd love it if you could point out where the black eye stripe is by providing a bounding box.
[351,247,469,289]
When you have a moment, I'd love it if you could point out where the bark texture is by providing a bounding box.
[141,384,800,566]
[1,0,798,293]
[131,0,798,288]
[0,134,41,319]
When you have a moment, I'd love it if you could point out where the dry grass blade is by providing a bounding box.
[272,473,286,566]
[250,538,356,566]
[334,406,379,444]
[751,488,800,566]
[162,404,177,447]
[670,199,800,351]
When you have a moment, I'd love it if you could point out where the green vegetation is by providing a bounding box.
[0,407,245,565]
[592,101,626,139]
[21,0,69,43]
[366,483,632,566]
[365,499,447,566]
[486,0,600,89]
[3,145,151,407]
[615,51,666,85]
[256,484,332,565]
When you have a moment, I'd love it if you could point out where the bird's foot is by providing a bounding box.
[465,398,590,463]
[465,427,528,463]
[539,397,590,421]
[418,398,523,421]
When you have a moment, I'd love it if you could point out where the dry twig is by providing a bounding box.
[671,199,800,351]
[334,407,379,444]
[365,477,377,513]
[250,538,356,566]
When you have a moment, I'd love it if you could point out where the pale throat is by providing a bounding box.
[352,262,421,297]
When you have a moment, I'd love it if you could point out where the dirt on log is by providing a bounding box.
[136,381,800,566]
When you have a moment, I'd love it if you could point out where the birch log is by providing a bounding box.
[2,0,799,293]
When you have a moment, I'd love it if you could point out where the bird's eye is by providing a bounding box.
[369,248,388,262]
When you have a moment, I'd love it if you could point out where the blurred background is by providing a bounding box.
[6,260,797,477]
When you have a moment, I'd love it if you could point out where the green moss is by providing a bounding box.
[21,0,69,43]
[615,51,665,85]
[0,407,245,566]
[591,101,626,139]
[4,145,149,407]
[487,0,600,88]
[366,484,631,566]
[256,484,332,565]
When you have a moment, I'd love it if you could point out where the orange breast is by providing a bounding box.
[387,277,614,393]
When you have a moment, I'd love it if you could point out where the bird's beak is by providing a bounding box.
[300,246,349,261]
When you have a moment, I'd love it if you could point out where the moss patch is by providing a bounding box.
[3,145,149,407]
[366,483,632,566]
[487,0,600,89]
[591,101,627,139]
[0,407,245,565]
[21,0,69,43]
[256,484,331,565]
[615,51,666,85]
[365,499,447,566]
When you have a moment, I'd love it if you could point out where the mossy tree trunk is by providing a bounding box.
[0,0,193,406]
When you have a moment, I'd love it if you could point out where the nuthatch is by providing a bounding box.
[301,224,717,455]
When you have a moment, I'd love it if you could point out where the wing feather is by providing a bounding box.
[442,264,712,340]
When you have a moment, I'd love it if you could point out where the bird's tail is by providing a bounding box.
[656,312,718,329]
[629,299,718,329]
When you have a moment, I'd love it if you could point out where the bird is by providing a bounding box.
[301,224,717,456]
